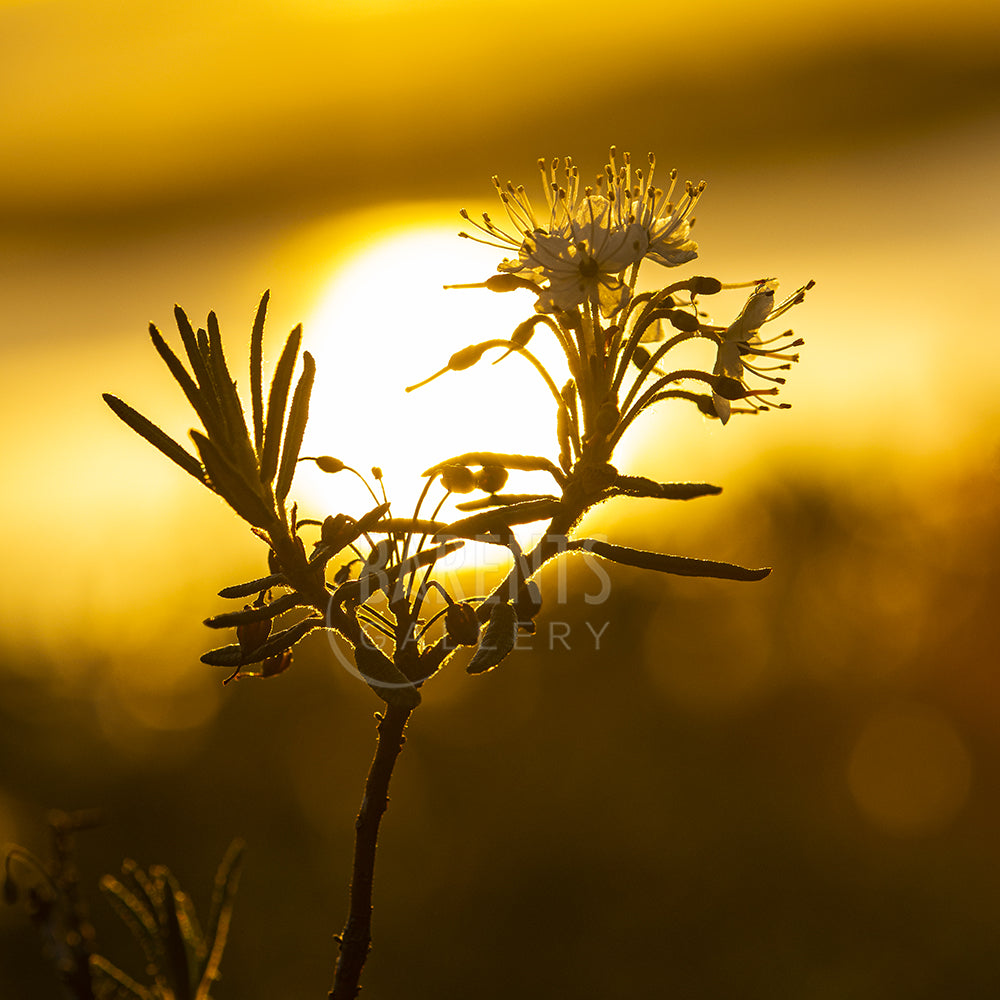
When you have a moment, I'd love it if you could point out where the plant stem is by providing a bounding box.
[329,702,413,1000]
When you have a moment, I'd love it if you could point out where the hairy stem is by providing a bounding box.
[329,703,412,1000]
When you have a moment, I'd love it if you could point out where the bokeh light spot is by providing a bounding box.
[847,703,972,837]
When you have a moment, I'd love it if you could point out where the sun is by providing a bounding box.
[295,211,564,517]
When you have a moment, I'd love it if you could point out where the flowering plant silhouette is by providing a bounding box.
[5,148,811,1000]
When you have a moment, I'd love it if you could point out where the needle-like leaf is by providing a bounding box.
[250,291,269,456]
[608,476,723,501]
[200,616,322,666]
[148,323,222,440]
[174,306,221,425]
[217,572,287,599]
[203,592,301,629]
[197,841,245,1000]
[102,394,206,484]
[154,867,194,1000]
[206,312,257,472]
[190,431,275,529]
[569,539,771,581]
[260,324,302,485]
[274,351,315,502]
[90,955,152,1000]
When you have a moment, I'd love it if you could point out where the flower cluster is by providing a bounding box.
[447,149,811,449]
[460,149,702,318]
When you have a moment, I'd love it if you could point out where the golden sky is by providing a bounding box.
[2,0,999,664]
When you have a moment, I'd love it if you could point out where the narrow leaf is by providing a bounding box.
[203,592,301,629]
[610,476,723,501]
[454,493,559,512]
[148,323,221,438]
[200,616,322,666]
[274,350,315,502]
[217,572,286,599]
[90,955,152,1000]
[99,874,162,968]
[153,867,194,1000]
[250,291,269,455]
[206,311,256,468]
[175,306,221,424]
[103,394,205,484]
[571,539,771,581]
[190,431,275,529]
[353,643,422,708]
[260,324,302,484]
[197,841,245,1000]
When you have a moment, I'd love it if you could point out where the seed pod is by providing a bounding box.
[440,465,477,493]
[314,456,346,473]
[446,602,481,646]
[475,465,508,493]
[236,616,272,656]
[467,601,518,674]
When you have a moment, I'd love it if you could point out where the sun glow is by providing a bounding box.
[298,213,567,516]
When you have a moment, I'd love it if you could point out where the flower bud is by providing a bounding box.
[445,602,481,646]
[511,317,538,348]
[448,344,490,371]
[371,466,383,480]
[631,345,653,367]
[475,465,508,493]
[689,276,722,295]
[313,455,345,473]
[440,465,477,493]
[711,375,748,400]
[485,274,538,293]
[665,309,700,332]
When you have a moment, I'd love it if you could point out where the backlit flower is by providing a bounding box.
[711,279,812,423]
[605,148,703,267]
[459,150,701,318]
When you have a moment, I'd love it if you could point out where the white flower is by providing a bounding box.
[502,193,649,316]
[605,148,704,267]
[712,279,811,423]
[459,150,701,318]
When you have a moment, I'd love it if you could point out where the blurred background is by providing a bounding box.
[2,0,999,996]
